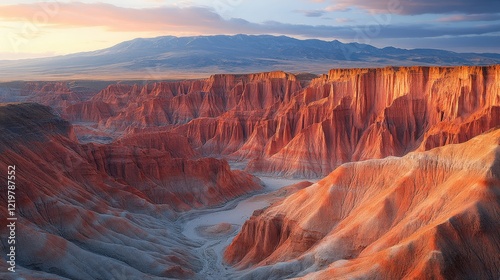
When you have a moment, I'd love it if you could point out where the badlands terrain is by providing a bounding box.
[0,65,498,279]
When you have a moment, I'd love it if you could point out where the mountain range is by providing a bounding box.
[2,34,500,81]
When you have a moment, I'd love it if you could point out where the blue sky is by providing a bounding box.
[0,0,499,59]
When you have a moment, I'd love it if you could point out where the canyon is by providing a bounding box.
[63,65,500,177]
[0,65,498,279]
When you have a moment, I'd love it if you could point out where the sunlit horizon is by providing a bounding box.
[1,0,500,60]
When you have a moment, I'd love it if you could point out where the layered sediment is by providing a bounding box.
[61,66,500,177]
[225,129,500,279]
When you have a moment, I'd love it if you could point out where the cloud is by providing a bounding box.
[381,35,500,53]
[336,18,354,23]
[438,13,500,22]
[0,2,231,32]
[376,23,500,39]
[295,9,327,17]
[322,0,500,15]
[0,2,498,41]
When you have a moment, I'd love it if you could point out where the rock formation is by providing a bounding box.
[0,103,262,279]
[225,128,500,279]
[63,71,301,131]
[59,65,500,177]
[246,66,500,177]
[1,65,498,279]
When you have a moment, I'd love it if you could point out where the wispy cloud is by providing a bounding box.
[0,2,499,40]
[438,13,500,22]
[384,35,500,53]
[321,0,500,15]
[295,9,327,17]
[335,18,354,23]
[0,2,230,32]
[294,6,351,18]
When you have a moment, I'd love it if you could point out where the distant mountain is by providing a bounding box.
[2,34,500,81]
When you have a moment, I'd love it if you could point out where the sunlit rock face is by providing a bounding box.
[245,66,500,177]
[226,129,500,279]
[1,65,498,279]
[62,66,500,177]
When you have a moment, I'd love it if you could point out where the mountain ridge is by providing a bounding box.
[2,34,500,81]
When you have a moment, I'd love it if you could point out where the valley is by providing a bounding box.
[0,65,498,279]
[1,0,500,277]
[179,176,311,280]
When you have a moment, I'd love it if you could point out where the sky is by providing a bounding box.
[0,0,499,60]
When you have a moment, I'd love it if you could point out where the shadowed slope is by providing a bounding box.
[0,103,261,279]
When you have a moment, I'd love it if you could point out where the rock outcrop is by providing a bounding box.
[246,66,500,177]
[225,128,500,279]
[1,65,498,279]
[0,103,262,279]
[19,81,102,112]
[63,71,301,130]
[59,66,500,177]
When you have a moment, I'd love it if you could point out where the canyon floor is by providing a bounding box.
[178,174,312,280]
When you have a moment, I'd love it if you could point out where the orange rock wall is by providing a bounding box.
[61,66,500,178]
[225,129,500,279]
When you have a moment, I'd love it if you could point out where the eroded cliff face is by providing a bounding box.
[18,81,100,112]
[246,66,500,177]
[225,129,500,279]
[1,65,498,279]
[64,71,301,129]
[0,103,262,279]
[61,66,500,177]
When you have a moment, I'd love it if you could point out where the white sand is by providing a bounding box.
[179,175,312,279]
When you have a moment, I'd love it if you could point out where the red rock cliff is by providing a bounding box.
[61,66,500,177]
[225,128,500,279]
[246,65,500,177]
[0,103,262,279]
